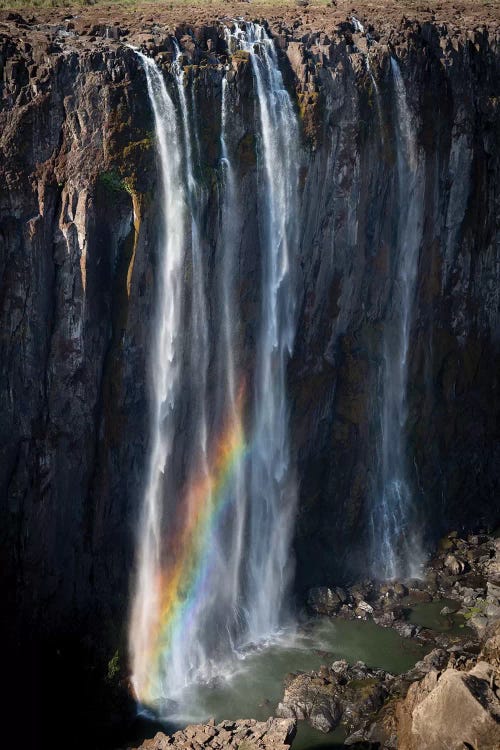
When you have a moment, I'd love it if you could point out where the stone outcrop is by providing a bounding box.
[132,718,296,750]
[299,531,500,747]
[277,660,390,735]
[396,659,500,750]
[307,530,500,648]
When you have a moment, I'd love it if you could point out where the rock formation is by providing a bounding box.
[277,659,388,734]
[132,718,296,750]
[300,530,500,746]
[395,656,500,750]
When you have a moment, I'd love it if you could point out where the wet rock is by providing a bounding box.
[331,659,350,678]
[278,661,390,736]
[404,648,449,681]
[393,583,409,598]
[277,672,342,732]
[350,582,376,604]
[355,600,374,618]
[444,554,467,575]
[407,588,433,603]
[373,609,398,627]
[307,586,344,615]
[392,621,420,638]
[133,718,297,749]
[440,605,457,615]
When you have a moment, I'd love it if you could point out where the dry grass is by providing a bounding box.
[0,0,134,8]
[0,0,331,12]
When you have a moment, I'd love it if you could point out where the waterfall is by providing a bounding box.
[218,76,247,612]
[129,23,299,713]
[128,51,187,705]
[371,58,425,580]
[366,55,384,145]
[226,20,300,640]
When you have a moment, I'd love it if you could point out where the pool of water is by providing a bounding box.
[406,597,465,634]
[136,616,429,749]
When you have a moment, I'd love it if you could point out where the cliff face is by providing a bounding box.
[289,20,500,588]
[0,3,498,711]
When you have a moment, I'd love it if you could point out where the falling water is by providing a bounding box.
[129,23,299,713]
[366,55,385,144]
[128,50,187,704]
[371,58,425,580]
[218,76,247,609]
[226,21,300,639]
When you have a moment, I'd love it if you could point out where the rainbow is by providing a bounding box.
[136,385,247,704]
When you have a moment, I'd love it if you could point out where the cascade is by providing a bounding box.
[225,21,300,640]
[129,23,300,714]
[371,57,425,580]
[218,76,247,611]
[365,55,385,144]
[128,50,188,706]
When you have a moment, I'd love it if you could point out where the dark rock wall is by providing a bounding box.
[0,19,498,675]
[289,23,500,589]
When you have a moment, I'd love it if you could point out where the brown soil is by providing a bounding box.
[0,1,498,48]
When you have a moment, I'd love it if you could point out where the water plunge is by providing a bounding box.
[370,57,425,580]
[130,23,300,713]
[131,29,427,717]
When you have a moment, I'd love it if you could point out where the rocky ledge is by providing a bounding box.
[276,638,500,747]
[278,658,392,735]
[289,531,500,747]
[132,718,296,750]
[307,532,500,640]
[394,649,500,750]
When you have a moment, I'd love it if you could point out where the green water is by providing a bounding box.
[153,617,428,749]
[406,598,465,634]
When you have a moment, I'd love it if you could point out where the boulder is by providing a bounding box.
[278,661,390,736]
[396,665,500,750]
[408,648,449,678]
[355,600,374,618]
[440,605,457,615]
[307,586,343,615]
[481,621,500,667]
[444,554,467,575]
[392,621,419,638]
[393,582,409,598]
[350,582,376,603]
[407,588,432,603]
[487,581,500,603]
[331,659,349,678]
[373,610,397,627]
[277,672,342,732]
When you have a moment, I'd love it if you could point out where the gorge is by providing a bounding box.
[0,1,498,748]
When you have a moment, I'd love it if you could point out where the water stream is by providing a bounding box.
[371,57,425,580]
[131,27,428,728]
[130,23,300,713]
[225,19,300,642]
[129,49,188,707]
